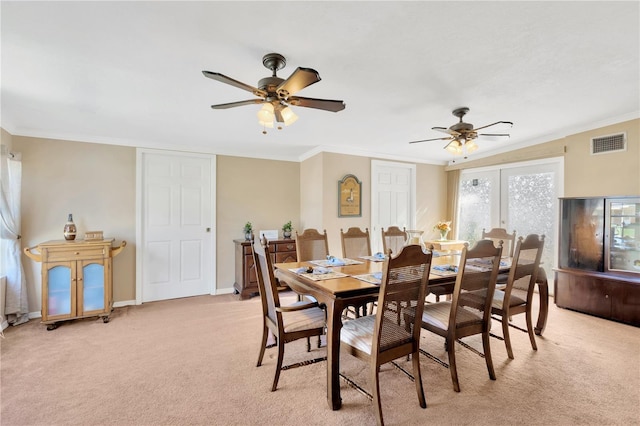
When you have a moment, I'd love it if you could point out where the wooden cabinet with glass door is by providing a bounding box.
[24,239,126,330]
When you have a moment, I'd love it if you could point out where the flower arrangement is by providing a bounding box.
[282,221,292,232]
[433,221,451,233]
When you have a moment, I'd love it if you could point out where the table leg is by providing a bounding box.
[325,300,343,410]
[535,267,549,335]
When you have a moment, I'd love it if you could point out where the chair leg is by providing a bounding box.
[371,364,384,426]
[525,307,538,351]
[306,337,311,352]
[502,315,514,359]
[482,330,496,381]
[412,350,427,409]
[271,339,285,392]
[257,324,269,367]
[446,337,460,392]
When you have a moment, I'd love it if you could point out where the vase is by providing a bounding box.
[244,232,253,241]
[439,230,449,241]
[283,230,292,239]
[63,214,77,240]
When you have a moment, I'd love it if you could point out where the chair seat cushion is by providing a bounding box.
[282,305,326,333]
[421,301,482,330]
[340,315,412,355]
[463,289,526,310]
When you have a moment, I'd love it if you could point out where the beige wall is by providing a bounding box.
[300,153,447,256]
[216,155,299,289]
[447,118,640,197]
[14,136,137,311]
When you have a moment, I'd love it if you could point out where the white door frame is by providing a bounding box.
[135,148,217,304]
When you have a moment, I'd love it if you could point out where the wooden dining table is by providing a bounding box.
[274,253,548,411]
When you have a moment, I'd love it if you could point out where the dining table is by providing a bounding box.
[274,251,549,411]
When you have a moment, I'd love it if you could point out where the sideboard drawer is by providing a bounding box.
[273,241,296,252]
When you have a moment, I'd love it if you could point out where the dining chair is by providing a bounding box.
[340,244,433,426]
[340,227,372,259]
[419,239,503,392]
[485,234,545,359]
[252,236,327,392]
[381,226,407,255]
[482,227,516,286]
[482,228,516,257]
[295,228,330,261]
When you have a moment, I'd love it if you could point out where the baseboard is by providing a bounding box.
[215,288,235,295]
[1,320,8,330]
[113,299,137,308]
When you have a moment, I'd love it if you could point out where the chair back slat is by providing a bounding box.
[482,227,516,257]
[252,237,281,325]
[504,234,545,302]
[375,245,432,355]
[381,226,407,256]
[340,227,371,258]
[453,239,503,326]
[295,228,329,261]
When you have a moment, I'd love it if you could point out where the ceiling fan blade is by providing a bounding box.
[408,136,453,144]
[473,121,513,131]
[478,133,511,137]
[432,126,461,137]
[288,96,346,112]
[202,71,267,97]
[210,99,265,110]
[276,67,321,97]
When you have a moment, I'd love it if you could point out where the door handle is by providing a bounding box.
[206,228,211,232]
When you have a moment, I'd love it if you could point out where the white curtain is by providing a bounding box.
[0,154,29,325]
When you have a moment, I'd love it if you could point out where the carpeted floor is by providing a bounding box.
[1,290,638,425]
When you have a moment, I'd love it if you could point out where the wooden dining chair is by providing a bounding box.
[340,227,374,317]
[419,239,503,392]
[381,226,407,255]
[252,237,327,392]
[482,228,516,257]
[340,244,433,426]
[295,228,330,261]
[482,227,516,286]
[485,234,545,359]
[340,227,371,259]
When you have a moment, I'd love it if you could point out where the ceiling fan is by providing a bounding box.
[409,107,513,155]
[202,53,345,132]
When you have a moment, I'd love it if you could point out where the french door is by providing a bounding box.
[457,158,563,283]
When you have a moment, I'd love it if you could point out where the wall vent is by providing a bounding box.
[590,133,626,155]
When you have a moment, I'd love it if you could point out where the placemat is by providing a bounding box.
[289,268,349,281]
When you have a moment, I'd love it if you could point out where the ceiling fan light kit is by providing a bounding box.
[409,107,513,157]
[203,52,345,133]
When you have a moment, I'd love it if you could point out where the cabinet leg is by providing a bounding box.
[46,323,59,331]
[102,316,110,323]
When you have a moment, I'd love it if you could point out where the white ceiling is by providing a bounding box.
[2,1,639,165]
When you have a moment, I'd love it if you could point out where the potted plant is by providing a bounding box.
[243,221,253,241]
[282,221,293,239]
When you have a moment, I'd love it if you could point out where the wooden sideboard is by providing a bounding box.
[24,239,126,330]
[233,238,297,300]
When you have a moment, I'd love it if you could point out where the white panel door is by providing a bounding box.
[371,160,416,252]
[139,150,214,302]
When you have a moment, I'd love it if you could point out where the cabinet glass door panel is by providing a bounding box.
[48,266,72,316]
[559,198,605,271]
[606,198,640,274]
[82,262,105,311]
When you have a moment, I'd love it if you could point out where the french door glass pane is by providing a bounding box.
[505,170,557,280]
[458,176,494,247]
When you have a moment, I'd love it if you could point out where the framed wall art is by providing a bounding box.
[338,174,362,217]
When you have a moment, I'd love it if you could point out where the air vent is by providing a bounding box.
[591,133,626,155]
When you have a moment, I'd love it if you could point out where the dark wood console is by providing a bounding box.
[233,238,296,300]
